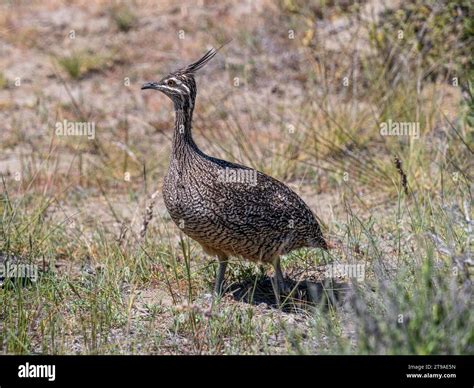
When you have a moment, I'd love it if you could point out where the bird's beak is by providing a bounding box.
[141,82,160,90]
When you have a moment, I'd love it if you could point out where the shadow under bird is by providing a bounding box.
[142,47,328,303]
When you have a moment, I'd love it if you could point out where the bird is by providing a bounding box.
[142,47,328,304]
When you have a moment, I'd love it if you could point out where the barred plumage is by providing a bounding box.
[142,48,327,301]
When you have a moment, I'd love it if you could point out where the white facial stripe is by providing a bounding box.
[161,77,190,95]
[169,77,182,85]
[162,84,185,95]
[160,85,175,93]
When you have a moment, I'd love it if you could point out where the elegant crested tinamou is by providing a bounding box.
[142,48,327,303]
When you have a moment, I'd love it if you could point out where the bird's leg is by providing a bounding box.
[271,257,288,306]
[274,257,288,293]
[270,274,281,306]
[214,256,228,296]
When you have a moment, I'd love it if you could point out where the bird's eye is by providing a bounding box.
[167,79,176,87]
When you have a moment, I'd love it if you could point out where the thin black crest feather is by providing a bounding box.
[178,40,231,75]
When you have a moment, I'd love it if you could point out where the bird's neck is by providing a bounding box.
[171,99,200,159]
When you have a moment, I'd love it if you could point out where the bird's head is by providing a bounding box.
[141,47,219,109]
